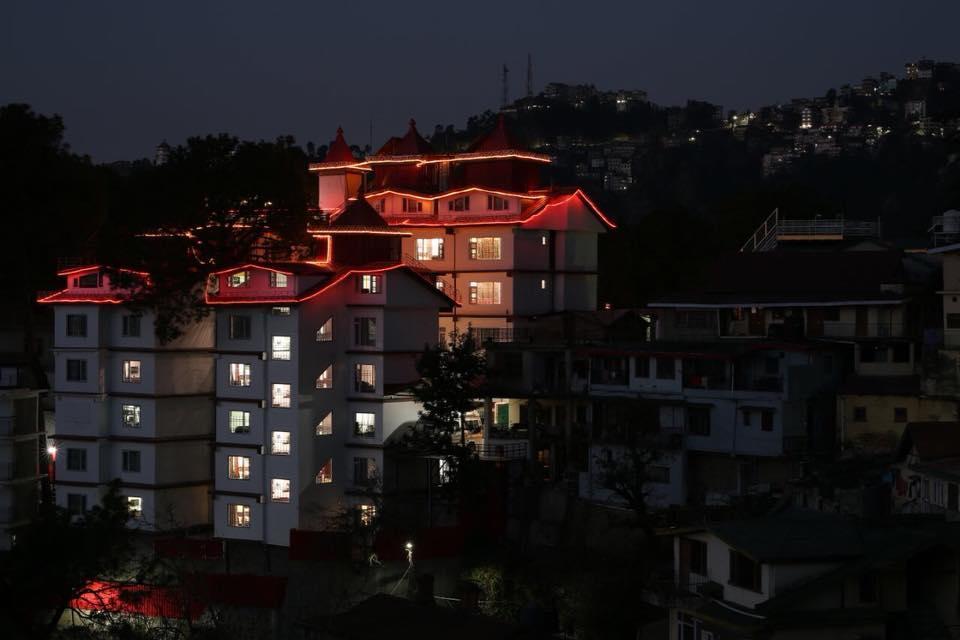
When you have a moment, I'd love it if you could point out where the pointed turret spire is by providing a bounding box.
[324,126,355,163]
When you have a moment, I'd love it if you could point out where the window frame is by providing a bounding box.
[228,410,251,434]
[271,431,292,455]
[121,449,141,473]
[354,363,376,393]
[227,455,251,480]
[271,383,292,408]
[121,404,141,428]
[66,314,87,337]
[229,363,252,387]
[228,504,251,527]
[468,236,501,260]
[122,359,142,384]
[354,412,376,438]
[229,315,251,340]
[271,335,292,360]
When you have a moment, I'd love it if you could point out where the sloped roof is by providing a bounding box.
[896,421,960,462]
[330,195,390,229]
[839,374,922,396]
[709,508,862,562]
[325,126,355,163]
[468,114,523,152]
[377,119,433,156]
[652,250,909,307]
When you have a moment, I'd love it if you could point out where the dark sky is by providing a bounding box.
[3,1,959,162]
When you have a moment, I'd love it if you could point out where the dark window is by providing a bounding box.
[66,448,87,471]
[122,450,141,473]
[354,364,376,393]
[743,410,752,427]
[67,493,87,514]
[858,573,878,603]
[76,273,100,288]
[687,407,711,436]
[229,315,251,340]
[66,314,87,337]
[894,407,908,423]
[591,357,627,385]
[353,457,376,486]
[634,357,650,378]
[66,359,87,382]
[761,410,774,432]
[948,313,960,329]
[765,356,779,375]
[860,345,888,363]
[823,354,834,374]
[122,315,141,337]
[689,539,708,575]
[729,550,762,591]
[892,343,910,363]
[853,406,867,422]
[674,311,713,330]
[402,198,423,213]
[648,466,670,484]
[656,357,675,380]
[822,308,840,322]
[354,317,377,347]
[448,196,470,211]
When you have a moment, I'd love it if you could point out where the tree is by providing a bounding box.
[409,331,486,453]
[0,482,134,639]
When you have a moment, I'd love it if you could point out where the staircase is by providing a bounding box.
[740,209,881,252]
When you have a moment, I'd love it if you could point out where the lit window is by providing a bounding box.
[416,238,444,260]
[127,496,143,519]
[227,455,250,480]
[66,359,87,381]
[487,195,509,211]
[355,412,375,438]
[66,448,87,471]
[121,450,141,473]
[122,360,142,383]
[66,314,87,337]
[271,478,291,502]
[272,336,291,360]
[229,315,251,339]
[121,404,141,428]
[271,306,291,316]
[375,198,385,213]
[228,504,251,527]
[402,198,423,213]
[468,281,501,305]
[358,504,377,527]
[540,279,547,290]
[122,315,141,337]
[228,410,250,434]
[316,459,333,484]
[271,383,291,408]
[316,366,333,389]
[541,235,547,246]
[468,237,501,260]
[448,196,470,211]
[436,280,445,291]
[228,271,250,287]
[353,457,377,486]
[317,317,333,341]
[316,412,333,435]
[269,271,288,288]
[358,274,381,294]
[271,431,291,455]
[354,317,376,346]
[354,364,376,393]
[229,363,251,387]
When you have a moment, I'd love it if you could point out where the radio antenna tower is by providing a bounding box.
[501,64,510,107]
[526,53,533,97]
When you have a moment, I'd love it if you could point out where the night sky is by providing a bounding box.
[3,1,959,162]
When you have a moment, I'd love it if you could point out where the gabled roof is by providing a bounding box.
[708,507,862,563]
[378,119,433,156]
[324,126,355,163]
[651,250,910,307]
[467,114,523,152]
[896,421,960,462]
[330,195,390,229]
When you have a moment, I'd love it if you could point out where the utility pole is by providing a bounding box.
[501,63,510,108]
[526,53,533,97]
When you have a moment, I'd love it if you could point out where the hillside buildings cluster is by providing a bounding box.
[508,59,960,190]
[19,110,960,639]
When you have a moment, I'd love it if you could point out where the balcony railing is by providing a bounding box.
[471,328,534,344]
[470,441,528,461]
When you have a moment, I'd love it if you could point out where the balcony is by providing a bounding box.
[736,376,784,393]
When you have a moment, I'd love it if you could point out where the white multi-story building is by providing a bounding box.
[40,266,215,529]
[0,359,45,549]
[309,118,617,342]
[206,201,453,546]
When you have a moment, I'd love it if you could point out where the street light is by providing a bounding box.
[405,541,414,566]
[46,445,57,457]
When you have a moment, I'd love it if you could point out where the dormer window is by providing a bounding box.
[269,271,288,288]
[449,196,470,212]
[74,273,101,288]
[402,198,422,213]
[375,199,386,213]
[487,195,509,211]
[228,271,250,288]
